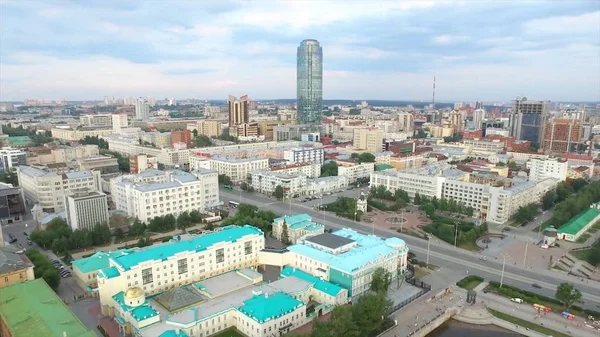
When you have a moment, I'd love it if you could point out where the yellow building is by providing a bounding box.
[0,247,35,289]
[353,128,383,152]
[188,120,223,138]
[51,127,113,141]
[430,125,454,138]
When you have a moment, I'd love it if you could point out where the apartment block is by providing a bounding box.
[0,148,27,172]
[250,170,307,197]
[208,157,269,182]
[17,166,101,213]
[51,127,113,141]
[269,163,321,178]
[111,169,219,223]
[283,147,324,164]
[80,114,113,126]
[26,145,100,165]
[228,95,249,127]
[509,98,548,143]
[170,130,192,148]
[542,119,583,153]
[306,176,348,195]
[188,120,222,137]
[129,154,158,174]
[353,128,383,152]
[528,158,568,183]
[65,191,110,231]
[337,161,375,182]
[76,155,119,174]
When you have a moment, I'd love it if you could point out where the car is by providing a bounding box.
[28,240,32,246]
[9,238,17,243]
[58,265,64,270]
[23,232,28,236]
[61,272,72,278]
[479,256,487,261]
[532,283,542,289]
[511,298,524,303]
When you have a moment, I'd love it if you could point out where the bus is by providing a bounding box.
[223,185,233,190]
[229,201,239,208]
[533,304,551,312]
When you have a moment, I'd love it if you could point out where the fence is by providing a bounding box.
[387,279,432,315]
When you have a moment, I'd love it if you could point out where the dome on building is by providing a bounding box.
[124,286,144,299]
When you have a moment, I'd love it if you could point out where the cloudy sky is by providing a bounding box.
[0,0,599,102]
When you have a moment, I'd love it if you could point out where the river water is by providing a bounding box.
[427,320,523,337]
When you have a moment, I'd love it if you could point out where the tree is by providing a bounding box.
[109,213,130,229]
[352,292,391,336]
[514,203,538,224]
[370,267,392,294]
[542,191,555,210]
[114,228,124,240]
[0,172,19,186]
[273,185,284,200]
[413,129,427,139]
[137,235,152,248]
[572,178,588,192]
[189,210,202,223]
[129,219,147,237]
[281,222,290,245]
[507,161,518,170]
[218,174,232,186]
[357,152,376,163]
[42,268,60,290]
[177,211,192,229]
[92,224,112,246]
[413,192,421,205]
[240,182,248,191]
[326,306,360,337]
[320,161,338,177]
[555,282,583,310]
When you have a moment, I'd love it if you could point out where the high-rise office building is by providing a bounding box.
[509,97,549,143]
[135,98,150,120]
[473,109,486,131]
[297,39,323,125]
[228,95,249,126]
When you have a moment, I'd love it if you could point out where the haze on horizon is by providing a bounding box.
[0,0,599,102]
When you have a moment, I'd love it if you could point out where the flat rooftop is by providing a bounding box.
[305,233,354,249]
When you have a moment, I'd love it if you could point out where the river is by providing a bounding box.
[428,320,523,337]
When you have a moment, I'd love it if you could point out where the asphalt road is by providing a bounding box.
[220,188,600,311]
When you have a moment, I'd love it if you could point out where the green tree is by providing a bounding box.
[281,222,290,245]
[109,213,130,229]
[0,171,19,186]
[413,192,421,205]
[555,282,583,310]
[326,306,360,337]
[192,129,198,137]
[352,292,391,336]
[114,228,124,240]
[413,129,427,139]
[571,178,588,192]
[320,161,338,177]
[189,210,202,223]
[542,191,555,210]
[92,224,112,246]
[555,182,573,203]
[240,182,248,191]
[514,203,538,224]
[137,235,152,248]
[218,174,232,186]
[177,211,192,229]
[370,267,392,294]
[129,219,147,237]
[273,185,284,200]
[42,268,60,290]
[507,161,518,170]
[357,152,376,163]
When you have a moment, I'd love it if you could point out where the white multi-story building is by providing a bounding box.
[287,229,408,300]
[283,147,324,164]
[107,136,190,168]
[250,170,307,197]
[268,163,321,178]
[306,176,348,195]
[80,114,113,126]
[26,145,99,165]
[528,158,568,183]
[0,148,27,172]
[506,152,549,164]
[472,109,486,130]
[135,98,150,120]
[65,191,110,231]
[17,166,101,212]
[111,169,219,223]
[487,179,557,224]
[370,166,446,198]
[462,139,505,154]
[51,127,113,141]
[337,161,374,182]
[112,113,129,133]
[208,157,269,182]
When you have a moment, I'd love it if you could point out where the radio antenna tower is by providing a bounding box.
[432,76,438,124]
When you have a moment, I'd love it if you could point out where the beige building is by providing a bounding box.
[27,145,100,165]
[337,161,375,181]
[77,155,119,174]
[449,110,464,133]
[353,128,383,152]
[397,113,414,132]
[188,120,223,137]
[51,127,113,141]
[228,95,249,127]
[430,125,454,138]
[17,166,101,213]
[140,132,171,149]
[0,247,35,289]
[80,114,113,126]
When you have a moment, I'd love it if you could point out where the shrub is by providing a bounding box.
[456,275,484,288]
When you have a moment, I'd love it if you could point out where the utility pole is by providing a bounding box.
[500,254,508,288]
[523,239,529,268]
[454,222,459,248]
[426,235,431,266]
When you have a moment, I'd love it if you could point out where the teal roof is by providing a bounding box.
[112,226,263,270]
[100,266,121,279]
[274,214,311,224]
[72,250,134,273]
[112,292,159,322]
[375,164,394,171]
[280,266,345,297]
[558,208,600,235]
[5,136,32,146]
[159,330,189,337]
[287,228,402,273]
[237,292,303,323]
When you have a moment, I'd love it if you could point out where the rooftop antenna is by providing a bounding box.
[432,76,438,124]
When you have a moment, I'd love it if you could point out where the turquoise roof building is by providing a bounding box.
[272,213,324,244]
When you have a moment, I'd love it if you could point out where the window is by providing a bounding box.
[244,241,252,255]
[216,248,225,263]
[142,268,153,285]
[177,258,188,275]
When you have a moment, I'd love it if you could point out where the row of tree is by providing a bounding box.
[514,203,539,225]
[423,219,488,247]
[320,161,338,177]
[324,197,363,221]
[80,135,109,150]
[416,194,474,217]
[542,180,588,210]
[25,249,60,290]
[548,180,600,228]
[30,218,112,258]
[350,152,376,163]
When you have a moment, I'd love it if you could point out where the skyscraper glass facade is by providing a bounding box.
[297,39,323,125]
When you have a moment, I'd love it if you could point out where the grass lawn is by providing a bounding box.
[212,329,246,337]
[588,221,600,233]
[458,240,480,252]
[414,267,430,279]
[571,241,600,267]
[487,309,571,337]
[576,233,592,243]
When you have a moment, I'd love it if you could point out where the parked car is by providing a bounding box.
[28,240,33,246]
[9,238,17,243]
[532,283,542,289]
[23,232,28,236]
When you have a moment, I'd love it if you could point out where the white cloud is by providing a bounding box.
[524,11,600,35]
[432,34,469,45]
[326,46,395,60]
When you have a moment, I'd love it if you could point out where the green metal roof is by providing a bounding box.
[375,164,394,171]
[237,292,303,323]
[0,279,96,337]
[5,136,32,146]
[558,208,600,235]
[280,266,345,297]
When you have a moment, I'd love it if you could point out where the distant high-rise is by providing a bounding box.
[135,98,150,120]
[297,39,323,125]
[509,97,549,143]
[228,95,249,126]
[473,109,486,130]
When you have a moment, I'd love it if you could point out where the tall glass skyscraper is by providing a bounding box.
[297,39,323,125]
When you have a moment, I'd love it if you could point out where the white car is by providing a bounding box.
[511,298,524,304]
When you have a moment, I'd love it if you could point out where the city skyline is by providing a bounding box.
[0,1,599,102]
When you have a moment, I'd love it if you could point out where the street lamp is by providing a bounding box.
[523,238,531,268]
[426,235,431,266]
[500,253,509,288]
[454,221,459,249]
